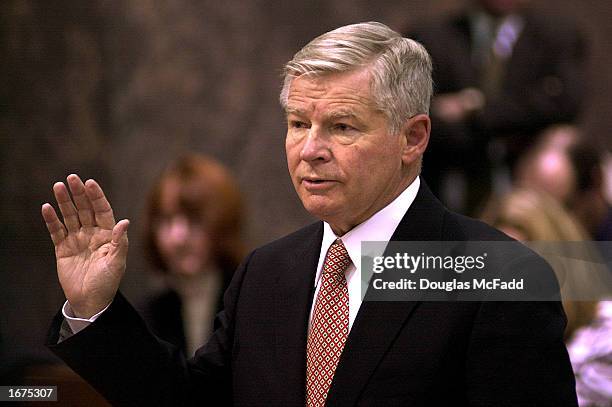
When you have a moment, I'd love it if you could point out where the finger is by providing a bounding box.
[53,182,81,233]
[84,179,116,229]
[67,174,95,227]
[110,219,130,260]
[41,203,67,246]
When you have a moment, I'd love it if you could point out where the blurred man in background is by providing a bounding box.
[411,0,586,214]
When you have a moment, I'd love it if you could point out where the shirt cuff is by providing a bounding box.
[62,301,111,334]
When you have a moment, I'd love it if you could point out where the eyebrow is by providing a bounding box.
[284,106,305,116]
[285,107,357,119]
[327,110,357,121]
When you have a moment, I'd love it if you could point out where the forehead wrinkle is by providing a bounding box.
[286,74,379,121]
[289,73,371,99]
[326,109,357,121]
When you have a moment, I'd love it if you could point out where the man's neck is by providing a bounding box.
[328,175,419,237]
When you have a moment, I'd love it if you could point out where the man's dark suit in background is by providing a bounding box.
[411,6,586,212]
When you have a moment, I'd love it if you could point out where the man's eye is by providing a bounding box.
[333,123,354,132]
[290,121,309,129]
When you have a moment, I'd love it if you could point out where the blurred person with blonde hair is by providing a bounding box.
[481,188,598,338]
[515,124,612,241]
[482,188,612,406]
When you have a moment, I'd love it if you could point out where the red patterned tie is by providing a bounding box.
[306,238,351,407]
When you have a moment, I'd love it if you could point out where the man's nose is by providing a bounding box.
[299,126,332,162]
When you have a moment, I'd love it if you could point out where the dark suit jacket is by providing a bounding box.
[47,183,577,406]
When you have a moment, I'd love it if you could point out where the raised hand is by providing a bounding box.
[41,174,129,318]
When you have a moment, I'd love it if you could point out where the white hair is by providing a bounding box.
[280,21,433,134]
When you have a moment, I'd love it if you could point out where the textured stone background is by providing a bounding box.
[1,0,610,365]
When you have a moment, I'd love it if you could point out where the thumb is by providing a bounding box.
[110,219,130,257]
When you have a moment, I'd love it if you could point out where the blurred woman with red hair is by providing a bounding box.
[141,154,245,356]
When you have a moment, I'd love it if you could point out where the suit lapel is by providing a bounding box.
[326,182,447,406]
[273,222,323,406]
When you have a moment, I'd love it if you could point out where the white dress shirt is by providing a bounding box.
[310,176,420,331]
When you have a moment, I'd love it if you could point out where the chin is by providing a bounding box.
[301,197,340,223]
[174,261,202,276]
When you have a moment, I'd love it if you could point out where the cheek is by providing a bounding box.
[286,140,300,168]
[191,230,211,258]
[349,148,399,188]
[340,145,374,177]
[154,227,170,252]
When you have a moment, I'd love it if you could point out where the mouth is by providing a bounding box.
[301,177,337,191]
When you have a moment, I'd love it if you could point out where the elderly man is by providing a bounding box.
[42,22,576,406]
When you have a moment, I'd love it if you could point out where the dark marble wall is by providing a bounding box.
[1,0,610,366]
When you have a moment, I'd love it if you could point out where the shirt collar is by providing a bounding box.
[319,176,421,273]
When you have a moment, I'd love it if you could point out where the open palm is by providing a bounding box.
[42,174,129,318]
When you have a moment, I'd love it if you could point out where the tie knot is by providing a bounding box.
[324,239,351,276]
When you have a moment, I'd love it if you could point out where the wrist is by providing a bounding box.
[69,300,113,319]
[62,301,111,335]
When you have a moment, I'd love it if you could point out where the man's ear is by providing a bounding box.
[400,114,431,166]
